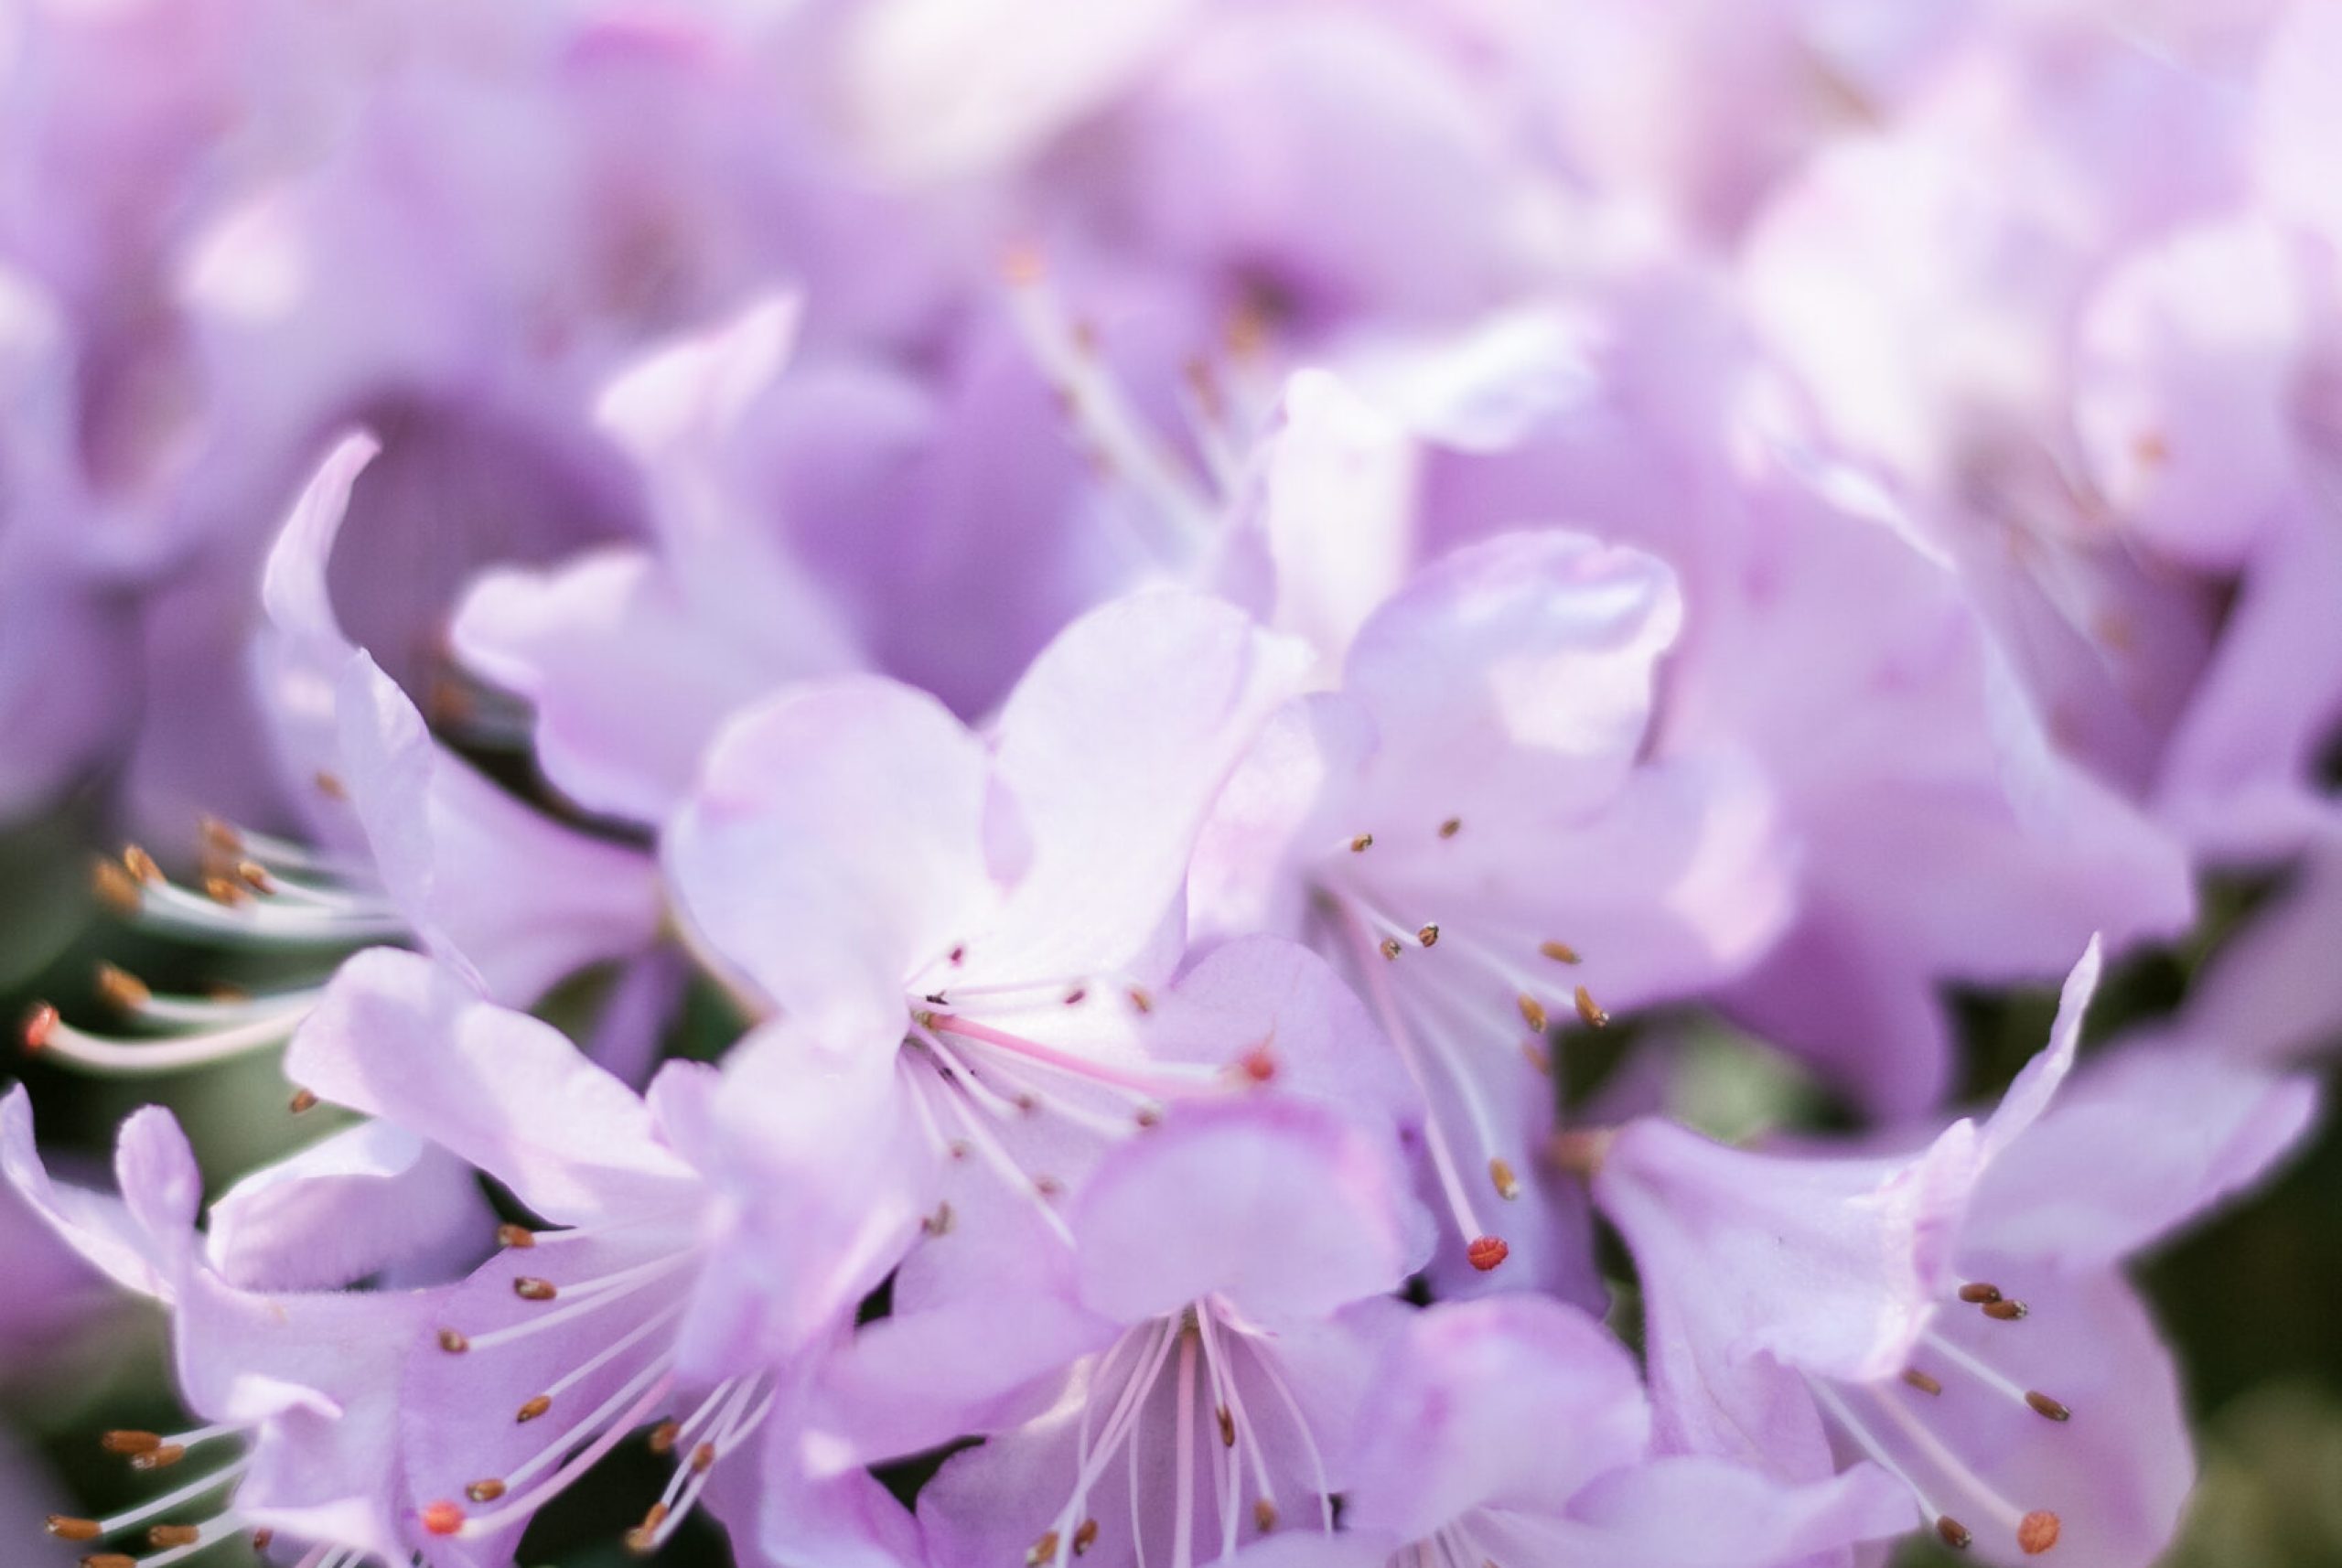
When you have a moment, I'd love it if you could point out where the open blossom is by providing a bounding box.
[4,1086,439,1567]
[1192,526,1789,1293]
[27,431,663,1089]
[1583,940,2321,1565]
[915,1098,1429,1568]
[1,4,2337,1567]
[658,588,1318,1349]
[282,947,759,1563]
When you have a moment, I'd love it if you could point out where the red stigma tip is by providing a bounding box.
[1466,1236,1509,1272]
[2018,1511,2061,1554]
[423,1500,464,1536]
[22,1003,58,1051]
[1239,1046,1277,1083]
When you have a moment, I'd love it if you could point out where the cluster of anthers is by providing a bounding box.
[1324,821,1609,1276]
[47,1423,307,1568]
[25,823,402,1099]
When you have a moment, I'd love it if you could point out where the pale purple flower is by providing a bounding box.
[1191,527,1790,1292]
[913,1097,1428,1568]
[282,947,761,1563]
[655,589,1320,1346]
[28,433,663,1085]
[1585,940,2321,1565]
[1421,272,2197,1112]
[2,1085,437,1566]
[1227,1293,1915,1568]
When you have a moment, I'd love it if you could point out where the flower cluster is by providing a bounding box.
[1,3,2335,1568]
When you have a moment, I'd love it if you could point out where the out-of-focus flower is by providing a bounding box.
[27,435,661,1083]
[3,1086,438,1565]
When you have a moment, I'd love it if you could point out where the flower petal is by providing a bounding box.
[1071,1099,1423,1328]
[285,949,702,1228]
[667,676,1009,1039]
[973,591,1315,990]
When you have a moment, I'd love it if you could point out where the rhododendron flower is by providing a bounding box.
[3,1087,437,1566]
[27,434,661,1084]
[283,947,759,1563]
[915,1098,1429,1568]
[1585,940,2320,1565]
[660,589,1319,1348]
[1193,527,1789,1293]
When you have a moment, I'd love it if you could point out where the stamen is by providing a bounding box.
[1516,994,1547,1033]
[649,1421,681,1455]
[1572,986,1608,1029]
[1380,938,1404,961]
[1921,1331,2075,1424]
[94,966,150,1011]
[130,1445,186,1471]
[1957,1283,2003,1305]
[91,854,145,915]
[1938,1517,1974,1551]
[1252,1500,1276,1533]
[146,1525,200,1549]
[1416,923,1440,948]
[516,1396,552,1423]
[20,1005,308,1077]
[1982,1299,2028,1321]
[459,1251,696,1353]
[513,1277,558,1301]
[459,1363,677,1533]
[1545,1128,1613,1179]
[1074,1519,1101,1554]
[437,1329,469,1353]
[624,1502,671,1554]
[498,1224,538,1249]
[1028,1530,1061,1565]
[1488,1158,1520,1200]
[1171,1334,1198,1568]
[1902,1369,1943,1396]
[1349,834,1374,854]
[46,1518,102,1541]
[100,1432,161,1456]
[1539,940,1581,964]
[466,1479,506,1502]
[1438,818,1462,839]
[287,1089,318,1113]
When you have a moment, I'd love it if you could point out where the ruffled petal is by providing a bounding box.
[285,949,703,1228]
[333,652,662,1003]
[205,1121,491,1292]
